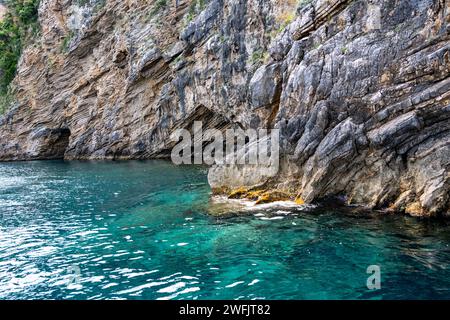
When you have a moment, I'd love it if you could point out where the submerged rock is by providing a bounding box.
[0,0,449,217]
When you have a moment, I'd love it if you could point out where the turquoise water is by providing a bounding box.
[0,160,449,300]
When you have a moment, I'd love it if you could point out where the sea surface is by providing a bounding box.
[0,160,449,300]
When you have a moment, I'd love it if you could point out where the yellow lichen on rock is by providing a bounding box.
[212,186,231,196]
[405,202,424,216]
[228,187,249,199]
[226,187,294,205]
[295,197,305,205]
[245,190,266,201]
[254,191,291,205]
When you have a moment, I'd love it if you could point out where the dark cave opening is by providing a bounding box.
[46,128,71,160]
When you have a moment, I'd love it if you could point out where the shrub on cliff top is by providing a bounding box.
[0,0,40,99]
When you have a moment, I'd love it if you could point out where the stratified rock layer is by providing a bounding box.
[0,0,449,216]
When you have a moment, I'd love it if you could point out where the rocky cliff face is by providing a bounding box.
[0,0,449,217]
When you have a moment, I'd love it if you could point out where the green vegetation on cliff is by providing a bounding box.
[0,0,40,113]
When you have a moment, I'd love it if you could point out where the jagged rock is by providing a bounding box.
[249,64,282,109]
[0,0,449,217]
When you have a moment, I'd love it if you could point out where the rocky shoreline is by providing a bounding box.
[0,0,449,217]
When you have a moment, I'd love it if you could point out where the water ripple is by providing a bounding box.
[0,161,449,300]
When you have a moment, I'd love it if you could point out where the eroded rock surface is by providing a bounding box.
[0,0,449,216]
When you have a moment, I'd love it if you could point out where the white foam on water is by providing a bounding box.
[248,279,260,286]
[259,216,284,221]
[0,200,22,206]
[115,281,166,295]
[157,286,200,300]
[177,243,189,247]
[225,281,245,288]
[210,196,316,215]
[157,281,186,293]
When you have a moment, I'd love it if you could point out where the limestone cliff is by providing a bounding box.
[0,0,449,217]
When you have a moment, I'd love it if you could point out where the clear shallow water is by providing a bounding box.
[0,160,449,300]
